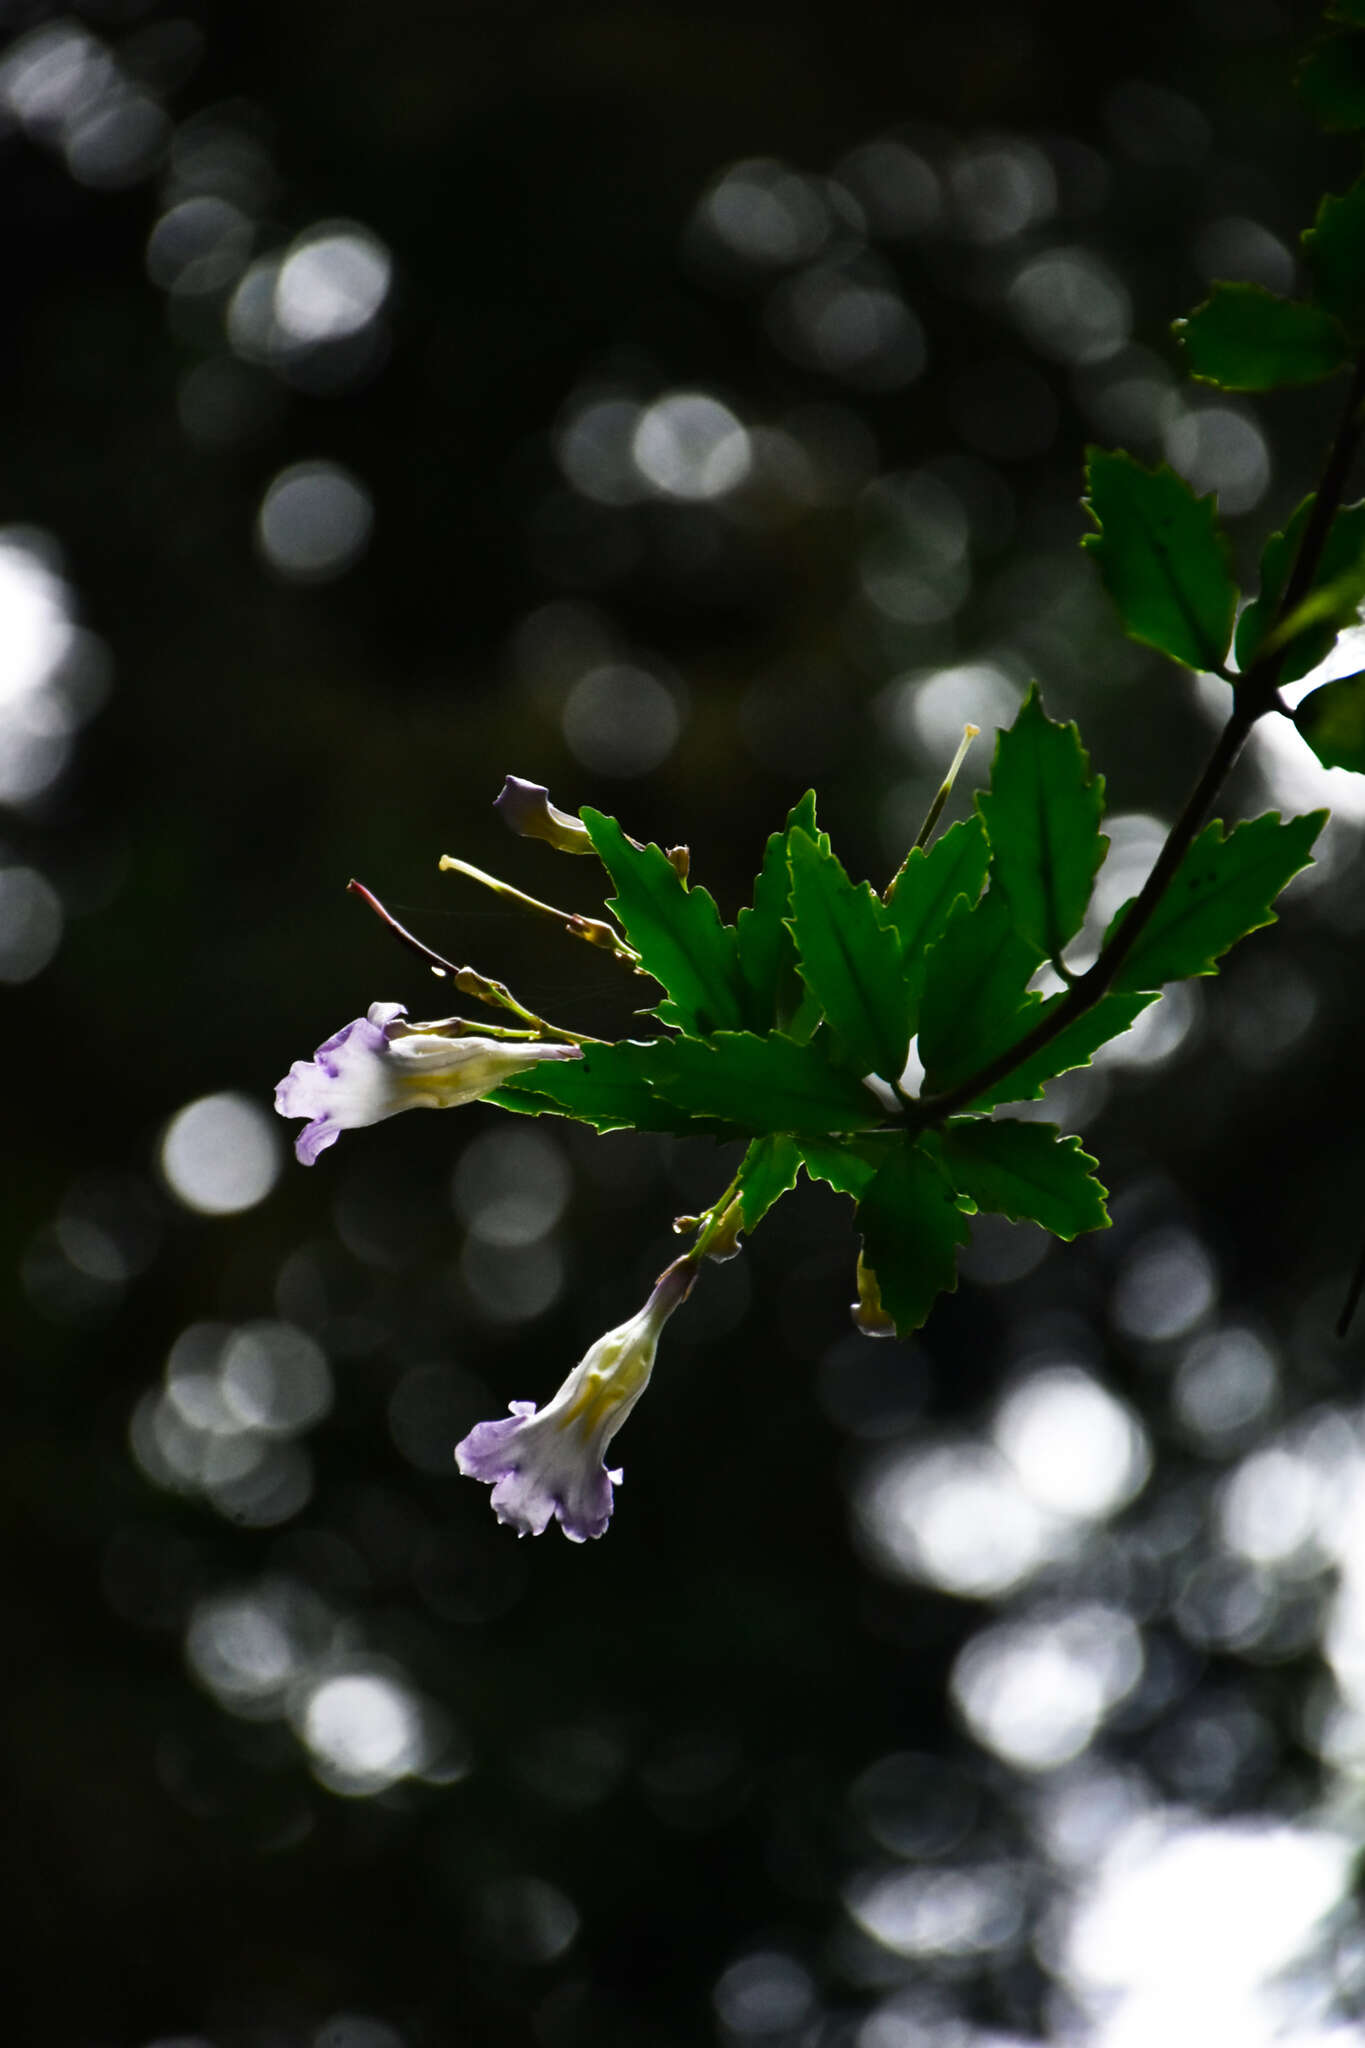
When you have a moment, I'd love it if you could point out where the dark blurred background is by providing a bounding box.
[7,1,1365,2044]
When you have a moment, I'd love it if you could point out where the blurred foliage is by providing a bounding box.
[7,1,1365,2045]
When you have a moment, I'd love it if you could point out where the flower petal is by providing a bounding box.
[455,1257,696,1540]
[275,1009,582,1162]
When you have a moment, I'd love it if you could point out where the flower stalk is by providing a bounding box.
[437,853,639,962]
[347,878,598,1044]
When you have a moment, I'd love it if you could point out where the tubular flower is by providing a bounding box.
[456,1260,695,1540]
[274,1002,582,1165]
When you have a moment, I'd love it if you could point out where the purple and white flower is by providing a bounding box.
[456,1260,695,1541]
[274,1002,582,1165]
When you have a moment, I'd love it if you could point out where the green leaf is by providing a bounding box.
[1304,176,1365,338]
[581,809,744,1034]
[649,1031,886,1134]
[1235,498,1365,681]
[966,989,1160,1109]
[1294,670,1365,770]
[494,1031,888,1141]
[1235,499,1320,678]
[1300,32,1365,132]
[1272,567,1365,660]
[784,789,826,850]
[857,1141,972,1336]
[1175,283,1349,390]
[940,1118,1109,1239]
[735,1134,802,1230]
[1107,811,1326,992]
[1082,449,1237,672]
[796,1134,899,1199]
[736,794,819,1033]
[975,686,1107,965]
[918,888,1045,1094]
[786,829,911,1084]
[737,826,798,1031]
[785,984,825,1046]
[490,1040,739,1136]
[883,815,990,1029]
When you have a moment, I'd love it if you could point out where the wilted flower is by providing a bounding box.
[456,1260,695,1540]
[275,1002,582,1164]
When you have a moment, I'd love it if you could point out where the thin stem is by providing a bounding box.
[347,879,600,1045]
[673,1159,748,1256]
[913,724,981,854]
[908,356,1365,1131]
[437,854,640,964]
[886,725,981,906]
[692,1178,746,1259]
[388,1012,543,1042]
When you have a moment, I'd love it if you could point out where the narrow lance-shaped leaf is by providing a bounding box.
[939,1118,1109,1239]
[1083,449,1237,672]
[884,814,990,1030]
[976,686,1107,966]
[736,793,817,1033]
[786,828,911,1085]
[649,1031,886,1135]
[917,888,1045,1095]
[1295,671,1365,771]
[582,809,745,1034]
[1235,498,1365,681]
[1107,810,1326,993]
[1304,175,1365,338]
[856,1141,972,1337]
[1175,283,1349,391]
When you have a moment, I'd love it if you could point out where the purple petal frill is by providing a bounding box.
[454,1260,695,1541]
[456,1403,619,1542]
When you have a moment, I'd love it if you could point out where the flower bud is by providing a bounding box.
[493,776,594,854]
[851,1252,897,1337]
